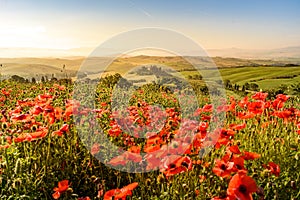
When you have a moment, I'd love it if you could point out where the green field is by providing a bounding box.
[179,66,300,90]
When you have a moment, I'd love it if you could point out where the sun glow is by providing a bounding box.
[0,25,76,49]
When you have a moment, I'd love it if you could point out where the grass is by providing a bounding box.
[0,78,299,199]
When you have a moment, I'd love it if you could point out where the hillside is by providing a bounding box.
[0,56,300,81]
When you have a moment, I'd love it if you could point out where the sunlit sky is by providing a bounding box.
[1,0,300,55]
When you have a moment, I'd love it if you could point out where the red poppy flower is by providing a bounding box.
[202,104,213,112]
[276,94,289,101]
[11,114,31,123]
[229,123,246,131]
[272,94,289,109]
[91,143,100,155]
[143,143,161,153]
[248,101,265,115]
[262,162,280,177]
[297,123,300,135]
[108,122,122,137]
[108,151,142,166]
[198,121,209,131]
[37,94,53,101]
[228,145,241,154]
[28,127,48,140]
[43,104,54,114]
[232,156,246,171]
[213,159,234,178]
[227,171,257,200]
[30,105,43,116]
[52,124,69,136]
[238,96,249,108]
[242,151,261,160]
[128,145,141,153]
[237,112,255,120]
[252,92,268,101]
[54,107,63,120]
[78,197,90,200]
[162,156,193,178]
[52,180,70,199]
[13,133,29,143]
[0,144,10,149]
[104,182,138,200]
[104,189,121,200]
[211,197,231,200]
[144,153,161,171]
[1,88,11,96]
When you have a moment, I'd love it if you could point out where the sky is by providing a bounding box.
[0,0,300,56]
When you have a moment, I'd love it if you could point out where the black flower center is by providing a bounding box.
[238,184,247,194]
[221,164,227,171]
[236,164,242,170]
[181,161,189,168]
[169,163,176,169]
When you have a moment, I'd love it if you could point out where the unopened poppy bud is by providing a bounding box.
[2,122,8,129]
[291,181,296,189]
[14,158,21,174]
[157,174,164,184]
[67,187,73,193]
[145,178,151,186]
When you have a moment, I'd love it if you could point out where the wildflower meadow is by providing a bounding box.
[0,73,299,200]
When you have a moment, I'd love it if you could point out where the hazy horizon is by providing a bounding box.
[1,0,300,57]
[1,45,300,59]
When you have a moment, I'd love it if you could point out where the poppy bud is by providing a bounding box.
[2,122,8,129]
[291,181,296,189]
[67,188,73,193]
[14,158,22,174]
[157,174,165,184]
[145,178,151,186]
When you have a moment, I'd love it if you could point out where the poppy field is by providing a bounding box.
[0,76,299,200]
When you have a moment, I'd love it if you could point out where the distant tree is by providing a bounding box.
[224,79,232,89]
[234,84,240,91]
[192,74,202,80]
[50,77,58,82]
[41,76,45,83]
[59,78,72,85]
[244,82,250,90]
[11,75,25,83]
[242,85,246,92]
[249,83,259,91]
[32,77,36,83]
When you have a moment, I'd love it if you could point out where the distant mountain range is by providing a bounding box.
[1,46,300,60]
[206,46,300,60]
